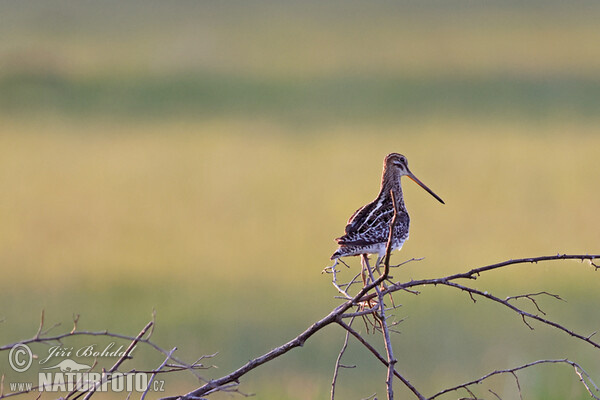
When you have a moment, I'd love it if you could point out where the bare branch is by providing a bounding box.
[4,254,598,400]
[429,359,600,400]
[505,291,564,315]
[331,318,354,400]
[161,253,600,399]
[141,347,177,400]
[169,220,418,399]
[390,257,425,269]
[337,320,426,400]
[360,254,600,305]
[0,324,197,374]
[439,281,600,349]
[78,320,154,400]
[323,261,354,300]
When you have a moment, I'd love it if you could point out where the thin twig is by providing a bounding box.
[331,317,355,400]
[428,359,600,399]
[169,233,417,399]
[142,347,177,400]
[337,320,426,400]
[439,281,600,349]
[163,254,600,400]
[505,291,564,315]
[78,321,154,400]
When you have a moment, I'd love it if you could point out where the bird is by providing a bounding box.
[330,153,444,273]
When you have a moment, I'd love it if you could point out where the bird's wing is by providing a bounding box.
[336,197,394,245]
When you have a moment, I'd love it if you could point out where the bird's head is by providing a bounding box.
[384,153,445,204]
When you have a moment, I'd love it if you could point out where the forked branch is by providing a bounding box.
[168,252,598,399]
[2,254,598,400]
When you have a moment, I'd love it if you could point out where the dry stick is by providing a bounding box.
[381,189,400,400]
[439,280,600,347]
[441,254,600,281]
[2,256,597,400]
[337,320,426,400]
[339,271,363,298]
[0,322,212,400]
[357,189,400,398]
[77,321,154,400]
[141,347,178,400]
[327,261,354,300]
[512,371,524,400]
[364,255,398,400]
[428,359,600,400]
[166,278,394,399]
[164,305,345,399]
[505,291,564,315]
[330,317,355,400]
[34,310,61,340]
[358,254,600,306]
[489,388,503,400]
[0,319,165,400]
[353,189,401,398]
[169,199,413,400]
[166,254,599,400]
[0,323,206,381]
[0,390,40,400]
[336,190,418,400]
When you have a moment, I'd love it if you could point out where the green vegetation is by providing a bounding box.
[1,1,599,399]
[2,73,600,122]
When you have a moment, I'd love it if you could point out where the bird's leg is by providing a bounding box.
[361,254,384,330]
[360,254,368,287]
[374,254,383,275]
[373,253,395,308]
[374,253,392,295]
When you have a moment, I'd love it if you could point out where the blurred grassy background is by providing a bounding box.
[1,1,600,399]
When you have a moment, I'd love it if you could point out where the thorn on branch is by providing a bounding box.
[35,310,45,339]
[71,314,80,334]
[468,292,477,303]
[463,386,477,399]
[520,314,534,330]
[389,257,425,269]
[402,287,420,295]
[505,292,565,316]
[331,320,353,400]
[430,359,600,400]
[34,310,61,340]
[511,371,523,400]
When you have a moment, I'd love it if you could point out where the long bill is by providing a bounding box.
[407,172,445,204]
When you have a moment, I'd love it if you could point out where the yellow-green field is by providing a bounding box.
[1,2,600,399]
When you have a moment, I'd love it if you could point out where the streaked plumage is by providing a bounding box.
[331,153,444,263]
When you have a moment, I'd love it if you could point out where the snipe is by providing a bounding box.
[331,153,444,270]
